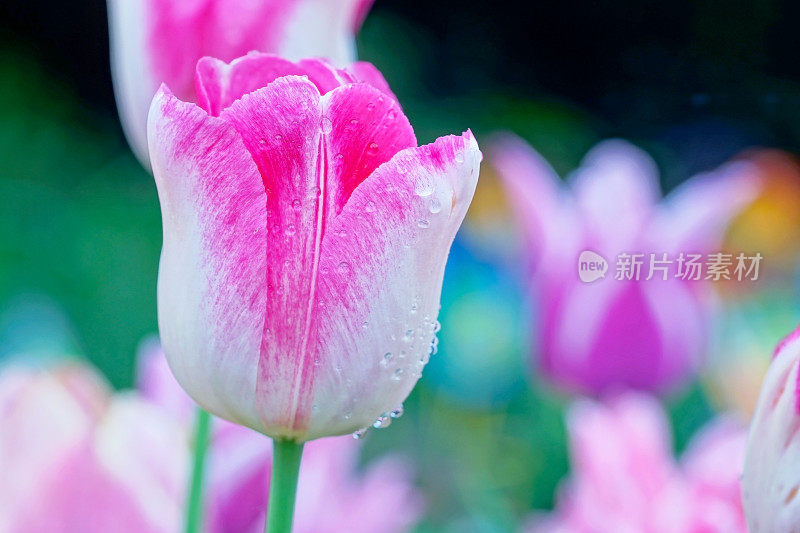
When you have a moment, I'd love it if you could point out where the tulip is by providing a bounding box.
[492,135,758,394]
[742,325,800,530]
[0,364,187,532]
[529,392,747,532]
[138,341,424,533]
[108,0,375,167]
[150,52,480,441]
[148,53,478,530]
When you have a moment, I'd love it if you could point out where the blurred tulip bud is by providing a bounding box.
[108,0,375,167]
[742,326,800,531]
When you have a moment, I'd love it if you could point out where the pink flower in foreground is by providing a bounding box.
[529,392,747,532]
[108,0,375,166]
[138,342,424,532]
[492,135,758,394]
[0,363,187,532]
[742,325,800,530]
[149,53,480,442]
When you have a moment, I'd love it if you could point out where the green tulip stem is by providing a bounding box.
[264,438,305,533]
[185,407,212,533]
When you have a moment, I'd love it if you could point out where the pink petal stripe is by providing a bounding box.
[220,76,325,435]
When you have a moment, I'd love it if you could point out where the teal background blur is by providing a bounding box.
[2,1,800,531]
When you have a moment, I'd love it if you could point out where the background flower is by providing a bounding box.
[0,363,187,532]
[492,135,759,395]
[530,392,747,533]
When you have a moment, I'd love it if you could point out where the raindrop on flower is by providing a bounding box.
[429,197,442,214]
[392,368,404,381]
[337,262,351,275]
[352,428,368,440]
[291,199,301,210]
[373,415,391,429]
[417,219,430,229]
[390,405,404,418]
[367,142,379,154]
[284,224,296,236]
[364,201,377,213]
[414,179,434,197]
[321,117,333,134]
[455,152,465,164]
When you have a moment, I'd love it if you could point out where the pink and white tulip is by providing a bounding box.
[0,364,187,532]
[742,325,800,531]
[138,341,424,532]
[108,0,375,166]
[530,392,747,532]
[148,53,481,441]
[492,135,758,394]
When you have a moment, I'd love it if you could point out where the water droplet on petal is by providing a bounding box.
[390,405,404,418]
[284,224,296,236]
[373,415,391,429]
[392,368,404,381]
[321,117,333,134]
[291,199,301,210]
[429,198,442,214]
[417,219,430,229]
[337,262,351,274]
[455,152,465,164]
[414,180,434,197]
[353,428,367,440]
[364,201,376,213]
[367,142,379,154]
[275,134,283,142]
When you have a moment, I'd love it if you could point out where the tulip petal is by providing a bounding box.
[304,131,481,438]
[490,133,577,269]
[108,0,154,168]
[655,161,760,254]
[323,82,416,214]
[219,76,325,435]
[148,86,267,430]
[569,139,660,252]
[218,78,417,437]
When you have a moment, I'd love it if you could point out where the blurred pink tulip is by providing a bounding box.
[492,135,758,394]
[108,0,375,166]
[529,392,747,533]
[742,325,800,530]
[138,342,424,532]
[0,364,187,532]
[148,53,480,441]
